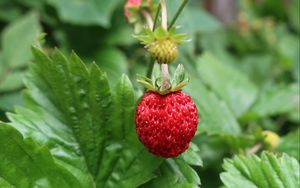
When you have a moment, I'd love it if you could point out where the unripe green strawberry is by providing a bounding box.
[146,39,178,64]
[136,27,187,64]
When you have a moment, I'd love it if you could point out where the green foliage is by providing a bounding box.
[185,78,241,136]
[1,12,40,68]
[142,158,200,188]
[220,152,300,188]
[1,46,203,187]
[6,47,164,188]
[276,129,300,160]
[197,53,258,117]
[0,0,299,187]
[94,48,128,86]
[0,12,41,111]
[47,0,121,27]
[0,123,80,188]
[250,84,299,120]
[183,54,242,136]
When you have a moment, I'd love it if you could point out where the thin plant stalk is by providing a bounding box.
[160,0,170,90]
[168,0,189,29]
[141,10,154,29]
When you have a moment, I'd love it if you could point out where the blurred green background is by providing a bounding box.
[0,0,299,187]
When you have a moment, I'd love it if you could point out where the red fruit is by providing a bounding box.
[135,91,198,158]
[124,0,151,19]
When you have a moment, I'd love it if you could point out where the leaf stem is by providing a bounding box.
[152,4,161,31]
[168,0,189,30]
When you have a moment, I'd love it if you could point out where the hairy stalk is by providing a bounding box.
[141,10,154,29]
[160,0,170,90]
[168,0,189,29]
[247,143,262,154]
[161,64,170,90]
[146,6,161,79]
[160,0,168,30]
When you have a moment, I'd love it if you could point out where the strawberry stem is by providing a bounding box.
[168,0,189,30]
[141,10,154,29]
[143,6,157,80]
[146,4,161,79]
[160,0,168,30]
[161,64,170,90]
[160,0,170,91]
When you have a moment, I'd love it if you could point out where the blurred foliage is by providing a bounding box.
[0,0,299,187]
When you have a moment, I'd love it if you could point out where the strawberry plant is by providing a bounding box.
[0,0,299,188]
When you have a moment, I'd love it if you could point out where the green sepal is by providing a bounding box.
[137,64,190,95]
[134,34,153,44]
[137,74,156,91]
[173,33,189,43]
[135,26,188,45]
[154,27,169,39]
[172,64,185,85]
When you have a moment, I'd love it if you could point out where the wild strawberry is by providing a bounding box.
[136,27,187,64]
[146,39,178,64]
[135,91,198,157]
[124,0,152,19]
[263,130,280,150]
[124,0,142,19]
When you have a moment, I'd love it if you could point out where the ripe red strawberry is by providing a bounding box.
[135,91,198,158]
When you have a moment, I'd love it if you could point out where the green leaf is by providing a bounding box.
[167,3,221,34]
[220,152,300,188]
[142,158,200,188]
[197,53,258,117]
[1,12,41,68]
[8,47,163,188]
[184,78,241,136]
[0,92,22,111]
[250,84,299,120]
[222,134,256,152]
[0,123,80,188]
[181,142,203,167]
[0,1,22,22]
[94,48,128,86]
[0,70,24,91]
[0,12,41,111]
[109,74,134,140]
[277,34,299,69]
[276,129,300,160]
[239,54,274,85]
[47,0,121,27]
